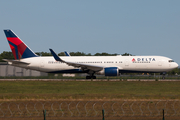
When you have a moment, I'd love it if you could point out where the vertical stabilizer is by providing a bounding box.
[4,30,38,59]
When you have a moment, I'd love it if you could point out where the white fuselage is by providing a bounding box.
[10,55,178,74]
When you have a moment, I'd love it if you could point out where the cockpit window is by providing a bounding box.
[169,60,174,62]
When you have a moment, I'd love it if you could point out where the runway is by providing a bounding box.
[0,79,179,81]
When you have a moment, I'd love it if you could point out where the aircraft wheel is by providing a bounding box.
[86,76,96,79]
[92,76,96,79]
[86,76,91,79]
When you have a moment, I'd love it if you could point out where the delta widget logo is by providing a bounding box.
[132,58,136,62]
[132,58,156,62]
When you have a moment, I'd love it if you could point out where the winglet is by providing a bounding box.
[64,51,71,56]
[49,49,63,62]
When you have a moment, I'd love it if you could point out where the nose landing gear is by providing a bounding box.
[162,72,166,79]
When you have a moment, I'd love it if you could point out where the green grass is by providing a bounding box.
[0,81,180,100]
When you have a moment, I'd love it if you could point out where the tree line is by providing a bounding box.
[0,51,132,62]
[35,51,132,56]
[0,51,179,75]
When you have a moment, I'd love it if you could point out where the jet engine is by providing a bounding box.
[98,67,119,76]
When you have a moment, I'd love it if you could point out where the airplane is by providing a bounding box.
[3,29,179,79]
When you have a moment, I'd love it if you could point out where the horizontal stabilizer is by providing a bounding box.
[3,59,30,65]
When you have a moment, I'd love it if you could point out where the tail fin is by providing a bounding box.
[4,30,38,59]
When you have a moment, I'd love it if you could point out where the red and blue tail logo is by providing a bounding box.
[4,30,38,59]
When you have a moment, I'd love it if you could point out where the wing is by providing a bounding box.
[49,49,103,72]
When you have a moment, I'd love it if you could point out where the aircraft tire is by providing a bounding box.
[92,76,96,79]
[86,76,91,79]
[86,76,96,79]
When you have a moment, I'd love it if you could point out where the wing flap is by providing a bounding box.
[64,61,103,71]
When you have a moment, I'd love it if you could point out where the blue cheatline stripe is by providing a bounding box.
[8,41,19,59]
[120,70,161,73]
[48,69,86,73]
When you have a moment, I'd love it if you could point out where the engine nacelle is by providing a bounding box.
[98,67,119,76]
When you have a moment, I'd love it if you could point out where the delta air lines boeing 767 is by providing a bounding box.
[3,30,178,79]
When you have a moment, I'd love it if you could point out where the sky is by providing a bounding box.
[0,1,180,65]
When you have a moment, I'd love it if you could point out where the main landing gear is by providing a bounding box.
[86,76,96,79]
[86,72,96,79]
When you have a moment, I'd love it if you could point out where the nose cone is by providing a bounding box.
[174,62,179,69]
